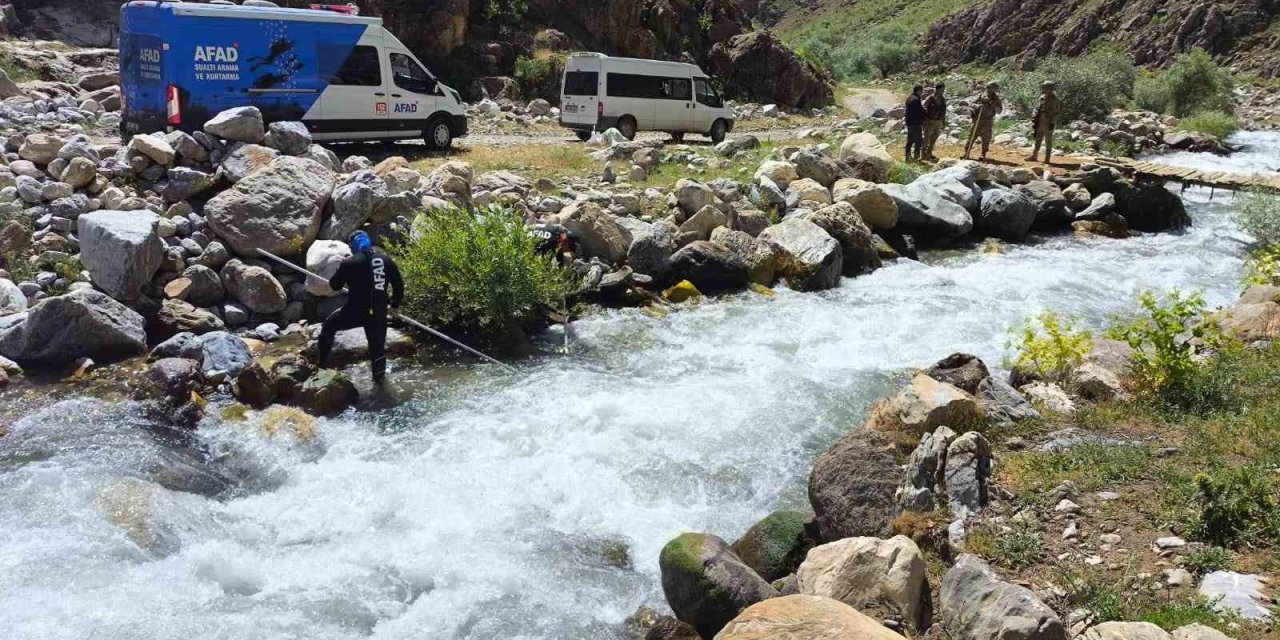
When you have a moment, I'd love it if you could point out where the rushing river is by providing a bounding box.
[1,137,1274,640]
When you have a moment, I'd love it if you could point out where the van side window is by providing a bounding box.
[608,74,693,100]
[695,78,723,108]
[325,45,381,87]
[670,78,692,101]
[390,52,434,92]
[563,71,598,96]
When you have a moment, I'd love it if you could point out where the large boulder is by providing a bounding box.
[731,510,813,583]
[898,426,955,511]
[675,179,718,215]
[755,161,798,190]
[924,353,990,394]
[219,144,279,183]
[758,218,843,291]
[832,178,898,230]
[882,182,973,240]
[0,290,147,366]
[792,149,841,188]
[1215,302,1280,342]
[264,121,312,155]
[708,30,834,110]
[941,555,1067,640]
[797,535,931,632]
[839,132,893,173]
[808,430,900,542]
[710,227,781,287]
[670,240,749,293]
[198,331,253,380]
[19,133,64,165]
[557,202,631,264]
[322,172,388,240]
[296,369,358,416]
[77,210,163,301]
[945,431,992,518]
[677,205,729,248]
[305,240,351,297]
[873,373,982,435]
[166,265,226,308]
[204,106,266,143]
[797,202,881,276]
[205,156,334,257]
[156,299,225,337]
[976,188,1037,241]
[659,532,778,639]
[1016,181,1072,229]
[715,595,907,640]
[220,259,288,314]
[628,220,675,280]
[1116,181,1190,232]
[785,178,833,208]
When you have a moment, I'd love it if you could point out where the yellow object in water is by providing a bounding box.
[981,238,1005,254]
[663,280,703,303]
[642,305,669,318]
[749,283,775,297]
[262,406,317,442]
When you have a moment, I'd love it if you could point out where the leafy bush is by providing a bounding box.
[514,52,566,102]
[1002,44,1137,123]
[1184,545,1236,576]
[1243,245,1280,288]
[1006,312,1093,381]
[798,24,918,80]
[1237,188,1280,248]
[389,204,574,334]
[1106,290,1234,413]
[1134,49,1234,117]
[1179,110,1239,139]
[994,525,1044,569]
[1193,464,1280,548]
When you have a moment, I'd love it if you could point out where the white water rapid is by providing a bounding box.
[1,139,1273,640]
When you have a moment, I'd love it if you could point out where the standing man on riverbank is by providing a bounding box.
[1028,80,1063,164]
[964,81,1002,161]
[316,231,404,384]
[905,84,925,162]
[922,82,947,162]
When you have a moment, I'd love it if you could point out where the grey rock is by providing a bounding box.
[219,143,278,183]
[1075,192,1117,221]
[1016,181,1072,229]
[899,426,956,511]
[659,532,778,639]
[758,217,842,291]
[150,331,200,360]
[0,290,147,366]
[0,278,26,315]
[977,188,1037,241]
[204,106,266,143]
[670,240,749,293]
[156,298,225,337]
[77,209,163,301]
[264,121,312,155]
[321,171,387,240]
[197,330,253,380]
[162,167,215,203]
[205,156,334,257]
[977,377,1040,425]
[808,429,900,541]
[220,259,287,314]
[941,555,1067,640]
[627,219,674,280]
[791,148,841,188]
[882,181,974,239]
[796,202,881,277]
[1199,571,1273,620]
[945,431,992,518]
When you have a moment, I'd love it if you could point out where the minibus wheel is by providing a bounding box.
[617,116,637,141]
[670,132,684,142]
[575,130,591,142]
[425,117,453,150]
[709,119,727,144]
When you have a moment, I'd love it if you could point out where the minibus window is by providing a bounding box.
[390,52,437,93]
[695,78,723,108]
[563,71,598,96]
[670,78,692,101]
[325,45,381,87]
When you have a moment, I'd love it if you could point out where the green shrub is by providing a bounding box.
[1184,545,1236,576]
[389,204,575,335]
[887,161,922,185]
[798,24,918,80]
[1179,110,1239,139]
[1134,48,1234,117]
[1243,245,1280,288]
[1193,464,1280,548]
[514,52,566,101]
[1106,290,1234,413]
[1005,312,1093,381]
[993,525,1044,569]
[1237,188,1280,248]
[1002,44,1136,123]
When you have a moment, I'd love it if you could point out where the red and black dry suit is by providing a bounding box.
[317,248,404,382]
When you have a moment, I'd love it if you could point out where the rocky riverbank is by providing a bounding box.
[636,282,1280,640]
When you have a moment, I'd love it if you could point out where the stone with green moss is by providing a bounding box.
[731,509,814,582]
[659,532,778,639]
[297,369,357,416]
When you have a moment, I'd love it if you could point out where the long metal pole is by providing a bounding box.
[256,249,518,373]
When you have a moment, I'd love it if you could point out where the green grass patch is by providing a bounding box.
[1179,110,1239,139]
[1002,443,1155,494]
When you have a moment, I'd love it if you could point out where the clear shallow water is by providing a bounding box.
[0,154,1262,639]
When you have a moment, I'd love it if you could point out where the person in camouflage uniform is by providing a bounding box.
[964,81,1002,161]
[921,82,947,162]
[1028,80,1063,164]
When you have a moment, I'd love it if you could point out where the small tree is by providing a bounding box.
[1135,48,1234,117]
[389,204,574,336]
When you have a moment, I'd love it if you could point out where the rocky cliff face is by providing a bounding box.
[920,0,1280,77]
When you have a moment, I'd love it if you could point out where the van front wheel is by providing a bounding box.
[425,117,453,150]
[617,116,637,141]
[709,119,727,144]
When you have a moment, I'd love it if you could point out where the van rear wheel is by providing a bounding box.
[574,130,591,142]
[670,132,684,142]
[709,119,727,144]
[425,117,453,150]
[617,116,637,141]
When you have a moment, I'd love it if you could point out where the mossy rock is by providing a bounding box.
[296,369,357,416]
[731,510,814,582]
[659,532,778,639]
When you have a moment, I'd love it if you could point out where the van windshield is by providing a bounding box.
[563,71,598,96]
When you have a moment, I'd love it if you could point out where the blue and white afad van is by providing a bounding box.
[119,1,468,149]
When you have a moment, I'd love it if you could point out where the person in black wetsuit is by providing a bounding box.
[528,223,578,267]
[316,231,404,383]
[904,84,926,162]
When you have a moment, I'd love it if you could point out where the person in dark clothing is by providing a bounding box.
[921,82,947,162]
[528,223,579,267]
[317,231,404,383]
[904,84,926,162]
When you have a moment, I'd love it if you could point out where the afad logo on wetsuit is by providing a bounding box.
[372,256,387,292]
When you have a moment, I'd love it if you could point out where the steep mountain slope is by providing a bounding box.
[762,0,1280,79]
